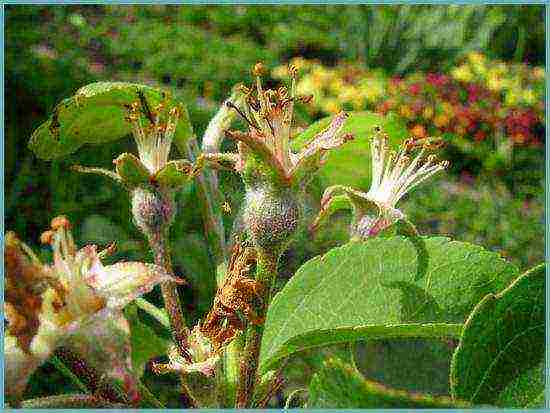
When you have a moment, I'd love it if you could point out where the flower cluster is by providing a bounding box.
[201,63,353,254]
[311,130,448,240]
[274,55,544,147]
[4,217,174,399]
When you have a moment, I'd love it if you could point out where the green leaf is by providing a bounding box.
[29,82,193,160]
[292,111,408,189]
[170,232,216,316]
[450,263,545,406]
[308,357,471,408]
[495,362,545,408]
[125,305,169,378]
[260,236,518,373]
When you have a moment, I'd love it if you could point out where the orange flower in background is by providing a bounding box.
[410,124,427,138]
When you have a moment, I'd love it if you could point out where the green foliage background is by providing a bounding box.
[5,5,545,407]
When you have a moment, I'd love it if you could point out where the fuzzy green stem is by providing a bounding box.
[184,137,228,266]
[146,229,198,407]
[235,252,279,408]
[147,230,190,362]
[137,380,165,408]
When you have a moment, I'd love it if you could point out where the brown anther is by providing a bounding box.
[99,241,117,257]
[288,64,298,77]
[51,215,71,230]
[400,155,411,164]
[169,106,181,119]
[298,94,314,104]
[151,362,172,375]
[426,154,437,163]
[237,84,251,94]
[277,86,288,98]
[342,133,354,143]
[253,62,266,77]
[40,230,55,245]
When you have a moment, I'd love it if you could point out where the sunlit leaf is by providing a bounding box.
[450,263,545,406]
[260,236,518,372]
[29,82,193,160]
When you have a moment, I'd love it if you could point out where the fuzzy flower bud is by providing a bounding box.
[200,63,353,254]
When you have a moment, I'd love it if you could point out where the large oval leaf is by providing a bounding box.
[259,236,518,373]
[292,111,408,189]
[450,263,545,406]
[29,82,193,159]
[495,362,545,408]
[308,357,472,408]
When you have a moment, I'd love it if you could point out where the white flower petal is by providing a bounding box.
[91,262,173,310]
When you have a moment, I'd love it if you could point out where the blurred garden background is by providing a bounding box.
[5,5,546,407]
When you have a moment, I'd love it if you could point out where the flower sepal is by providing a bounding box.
[153,159,195,190]
[114,152,151,189]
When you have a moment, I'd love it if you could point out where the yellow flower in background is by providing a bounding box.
[468,52,485,65]
[522,89,537,105]
[487,72,503,92]
[451,65,474,82]
[434,114,450,128]
[289,56,309,71]
[504,90,519,106]
[321,97,341,114]
[328,77,345,94]
[468,52,487,76]
[359,78,386,103]
[296,76,317,98]
[337,85,357,102]
[272,64,289,79]
[399,104,414,119]
[442,102,454,116]
[422,107,434,120]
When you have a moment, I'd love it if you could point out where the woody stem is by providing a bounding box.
[235,251,279,408]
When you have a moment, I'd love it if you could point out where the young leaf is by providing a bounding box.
[308,357,471,408]
[259,236,518,372]
[291,111,408,190]
[450,263,545,406]
[29,82,193,160]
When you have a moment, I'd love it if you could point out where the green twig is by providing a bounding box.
[138,380,165,408]
[135,297,170,329]
[236,252,279,407]
[51,355,90,394]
